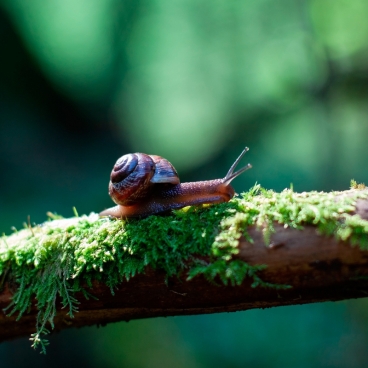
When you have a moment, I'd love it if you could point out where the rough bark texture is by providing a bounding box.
[1,198,368,342]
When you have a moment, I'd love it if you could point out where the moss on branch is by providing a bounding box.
[1,185,368,353]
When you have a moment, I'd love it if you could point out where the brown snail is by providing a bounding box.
[100,147,252,218]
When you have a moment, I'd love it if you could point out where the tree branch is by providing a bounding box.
[1,187,368,347]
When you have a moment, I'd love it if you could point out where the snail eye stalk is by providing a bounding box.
[223,147,252,186]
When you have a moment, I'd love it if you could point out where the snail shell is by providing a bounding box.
[109,153,179,206]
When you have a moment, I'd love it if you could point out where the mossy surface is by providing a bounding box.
[1,185,368,353]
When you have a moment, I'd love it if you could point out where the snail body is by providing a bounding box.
[100,147,251,218]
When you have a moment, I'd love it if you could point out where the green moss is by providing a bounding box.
[350,179,366,190]
[1,184,368,353]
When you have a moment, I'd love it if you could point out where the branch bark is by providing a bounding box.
[1,194,368,343]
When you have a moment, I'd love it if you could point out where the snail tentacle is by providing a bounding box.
[223,147,252,186]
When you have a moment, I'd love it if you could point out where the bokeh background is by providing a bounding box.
[1,0,368,366]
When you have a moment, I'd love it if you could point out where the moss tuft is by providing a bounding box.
[350,179,366,190]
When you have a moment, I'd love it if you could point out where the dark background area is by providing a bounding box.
[1,1,368,366]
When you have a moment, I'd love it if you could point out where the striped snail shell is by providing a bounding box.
[109,153,179,206]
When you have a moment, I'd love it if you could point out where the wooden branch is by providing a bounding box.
[0,227,367,339]
[1,195,368,342]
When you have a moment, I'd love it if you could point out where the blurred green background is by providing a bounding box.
[1,0,368,366]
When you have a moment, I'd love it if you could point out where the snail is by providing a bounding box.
[100,147,252,218]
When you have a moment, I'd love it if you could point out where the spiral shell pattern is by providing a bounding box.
[109,153,180,206]
[109,153,154,206]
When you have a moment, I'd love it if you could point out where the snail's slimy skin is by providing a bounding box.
[100,179,234,218]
